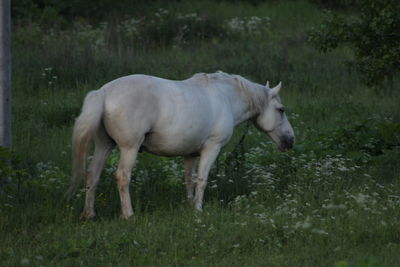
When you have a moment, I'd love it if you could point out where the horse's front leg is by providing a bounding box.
[193,144,221,211]
[183,156,196,201]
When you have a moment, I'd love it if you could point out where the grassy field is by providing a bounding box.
[1,0,400,266]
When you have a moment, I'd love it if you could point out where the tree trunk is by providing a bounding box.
[0,0,11,188]
[0,0,11,149]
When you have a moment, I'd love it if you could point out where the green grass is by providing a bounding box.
[1,0,400,266]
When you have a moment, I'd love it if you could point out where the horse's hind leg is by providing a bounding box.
[184,156,196,201]
[80,125,115,221]
[115,145,141,219]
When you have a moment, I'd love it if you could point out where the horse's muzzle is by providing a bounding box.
[279,135,294,152]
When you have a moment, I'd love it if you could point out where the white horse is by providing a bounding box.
[69,71,294,220]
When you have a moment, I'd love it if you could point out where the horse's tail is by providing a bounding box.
[66,89,105,199]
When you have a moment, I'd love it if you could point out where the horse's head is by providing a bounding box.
[254,81,294,152]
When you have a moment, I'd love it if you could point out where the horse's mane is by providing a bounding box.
[197,71,268,113]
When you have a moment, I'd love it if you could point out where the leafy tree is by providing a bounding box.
[309,0,400,85]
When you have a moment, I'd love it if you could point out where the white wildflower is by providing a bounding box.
[311,228,328,235]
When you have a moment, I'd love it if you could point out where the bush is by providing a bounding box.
[308,0,400,85]
[12,0,153,26]
[129,9,226,47]
[295,118,400,164]
[308,0,357,9]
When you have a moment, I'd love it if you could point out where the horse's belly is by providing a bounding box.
[141,130,207,156]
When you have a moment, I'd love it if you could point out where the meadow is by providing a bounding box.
[1,0,400,266]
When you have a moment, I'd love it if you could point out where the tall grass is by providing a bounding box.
[1,0,399,266]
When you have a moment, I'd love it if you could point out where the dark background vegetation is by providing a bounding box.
[12,0,400,85]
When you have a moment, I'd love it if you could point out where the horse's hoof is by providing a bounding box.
[79,211,95,221]
[119,213,135,221]
[194,205,203,212]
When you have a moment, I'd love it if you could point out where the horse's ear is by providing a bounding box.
[265,81,270,89]
[270,82,282,97]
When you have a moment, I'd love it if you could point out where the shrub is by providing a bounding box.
[308,0,357,9]
[297,119,400,163]
[308,0,400,85]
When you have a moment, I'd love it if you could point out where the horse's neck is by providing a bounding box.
[225,83,262,126]
[231,101,258,125]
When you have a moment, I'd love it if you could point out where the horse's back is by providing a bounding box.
[101,74,212,121]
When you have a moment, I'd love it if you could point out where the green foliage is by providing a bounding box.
[12,0,153,26]
[0,148,29,187]
[305,119,400,161]
[0,147,12,184]
[309,0,400,85]
[12,8,271,51]
[12,0,272,28]
[117,9,228,48]
[309,0,357,9]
